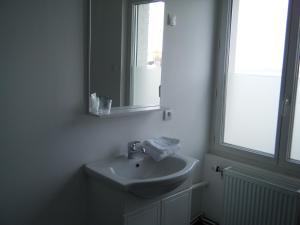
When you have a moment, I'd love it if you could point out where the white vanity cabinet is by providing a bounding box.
[161,190,191,225]
[87,165,195,225]
[124,202,161,225]
[123,189,192,225]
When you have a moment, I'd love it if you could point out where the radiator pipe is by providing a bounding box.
[192,181,209,190]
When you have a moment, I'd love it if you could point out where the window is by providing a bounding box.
[224,0,289,155]
[214,0,300,171]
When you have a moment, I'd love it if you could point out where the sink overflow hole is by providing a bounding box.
[136,164,140,168]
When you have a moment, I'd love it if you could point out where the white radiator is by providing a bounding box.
[223,167,300,225]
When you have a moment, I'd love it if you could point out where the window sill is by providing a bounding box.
[210,144,300,179]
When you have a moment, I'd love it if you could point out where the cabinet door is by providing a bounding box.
[124,202,161,225]
[161,190,191,225]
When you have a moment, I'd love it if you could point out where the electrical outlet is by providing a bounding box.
[163,109,172,121]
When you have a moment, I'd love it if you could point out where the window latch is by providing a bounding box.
[282,98,290,117]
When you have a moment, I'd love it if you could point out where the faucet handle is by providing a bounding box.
[128,141,141,150]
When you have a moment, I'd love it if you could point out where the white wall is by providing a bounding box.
[199,1,300,223]
[0,0,217,224]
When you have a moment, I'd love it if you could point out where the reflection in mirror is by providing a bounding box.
[131,1,164,107]
[89,0,165,114]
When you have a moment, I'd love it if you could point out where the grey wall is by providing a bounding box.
[0,0,217,224]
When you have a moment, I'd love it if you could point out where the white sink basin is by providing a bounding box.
[85,154,198,198]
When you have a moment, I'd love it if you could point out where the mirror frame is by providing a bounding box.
[88,0,166,117]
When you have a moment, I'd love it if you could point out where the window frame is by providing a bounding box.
[211,0,300,176]
[279,5,300,167]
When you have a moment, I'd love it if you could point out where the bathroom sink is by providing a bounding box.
[85,154,198,198]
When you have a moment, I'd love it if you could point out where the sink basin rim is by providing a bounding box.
[85,154,198,191]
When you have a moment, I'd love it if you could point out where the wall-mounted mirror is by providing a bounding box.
[89,0,165,115]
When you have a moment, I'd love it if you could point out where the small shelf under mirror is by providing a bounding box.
[89,106,165,119]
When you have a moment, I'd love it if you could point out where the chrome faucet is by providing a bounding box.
[128,141,146,159]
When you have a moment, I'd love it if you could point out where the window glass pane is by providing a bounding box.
[291,68,300,161]
[223,0,289,154]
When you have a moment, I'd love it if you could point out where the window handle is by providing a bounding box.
[282,98,290,117]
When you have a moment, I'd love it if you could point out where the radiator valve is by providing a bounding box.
[212,165,224,177]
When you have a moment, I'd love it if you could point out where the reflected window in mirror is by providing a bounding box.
[130,1,165,106]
